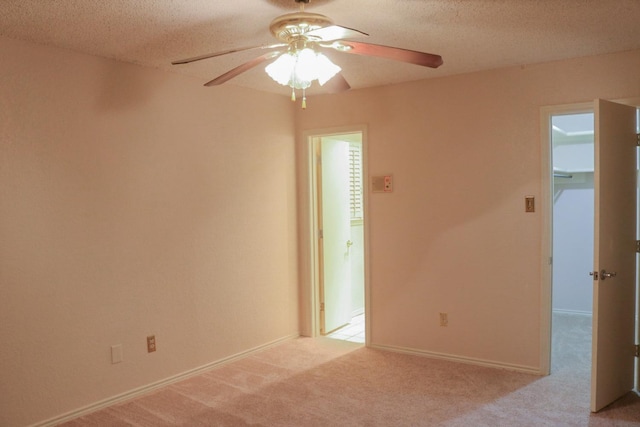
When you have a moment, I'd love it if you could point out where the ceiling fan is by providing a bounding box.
[172,0,443,108]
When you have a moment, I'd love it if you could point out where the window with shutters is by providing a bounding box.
[349,143,363,222]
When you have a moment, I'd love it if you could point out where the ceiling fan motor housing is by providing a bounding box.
[269,12,334,44]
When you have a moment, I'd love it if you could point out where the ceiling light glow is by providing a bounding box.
[265,47,341,90]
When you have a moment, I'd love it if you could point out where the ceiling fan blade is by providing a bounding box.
[325,41,443,68]
[306,25,368,42]
[172,44,286,65]
[321,72,351,93]
[204,51,282,86]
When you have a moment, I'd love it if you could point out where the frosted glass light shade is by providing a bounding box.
[265,48,341,90]
[265,53,297,86]
[315,53,341,86]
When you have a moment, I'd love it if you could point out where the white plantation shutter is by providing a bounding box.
[349,143,363,221]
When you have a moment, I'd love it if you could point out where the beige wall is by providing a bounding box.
[0,37,298,427]
[3,32,640,426]
[297,49,640,370]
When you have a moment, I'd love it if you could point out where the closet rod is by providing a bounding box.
[553,172,573,178]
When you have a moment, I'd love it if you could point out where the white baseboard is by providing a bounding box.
[31,334,299,427]
[369,343,543,376]
[552,309,592,317]
[351,308,365,318]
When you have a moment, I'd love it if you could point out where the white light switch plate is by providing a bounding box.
[111,344,123,364]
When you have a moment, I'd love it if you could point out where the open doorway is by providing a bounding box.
[550,112,594,377]
[309,131,366,343]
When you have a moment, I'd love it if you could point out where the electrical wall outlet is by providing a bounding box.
[439,313,448,327]
[147,335,156,353]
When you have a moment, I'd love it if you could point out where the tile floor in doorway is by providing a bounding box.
[326,313,365,343]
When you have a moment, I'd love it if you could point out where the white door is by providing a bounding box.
[319,138,353,334]
[590,99,637,412]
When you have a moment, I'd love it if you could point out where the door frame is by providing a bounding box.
[298,125,370,342]
[539,99,640,382]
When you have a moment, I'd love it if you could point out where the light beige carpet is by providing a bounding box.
[60,314,640,426]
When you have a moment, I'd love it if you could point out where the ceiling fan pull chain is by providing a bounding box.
[291,88,296,101]
[302,88,307,109]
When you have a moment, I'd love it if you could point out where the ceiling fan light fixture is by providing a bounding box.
[265,52,297,85]
[315,52,341,85]
[294,47,318,82]
[265,47,341,90]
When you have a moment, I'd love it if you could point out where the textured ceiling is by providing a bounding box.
[2,0,640,96]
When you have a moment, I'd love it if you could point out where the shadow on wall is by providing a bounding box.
[95,61,163,111]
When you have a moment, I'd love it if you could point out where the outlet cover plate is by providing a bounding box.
[147,335,156,353]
